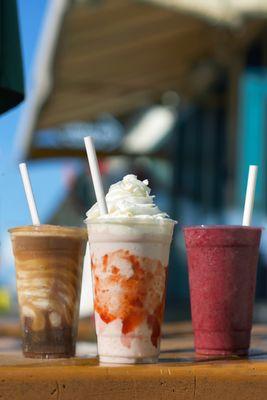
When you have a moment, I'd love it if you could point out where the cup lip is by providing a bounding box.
[183,224,263,232]
[9,224,87,239]
[84,217,177,226]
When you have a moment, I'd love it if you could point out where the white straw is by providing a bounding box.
[242,165,258,226]
[84,136,108,216]
[19,163,40,225]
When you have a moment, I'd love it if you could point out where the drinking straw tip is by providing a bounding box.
[242,165,258,226]
[19,162,40,225]
[84,136,108,216]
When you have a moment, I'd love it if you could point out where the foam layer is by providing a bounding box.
[9,224,87,239]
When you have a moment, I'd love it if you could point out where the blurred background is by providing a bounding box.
[1,0,267,321]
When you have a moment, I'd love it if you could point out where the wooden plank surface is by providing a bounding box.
[0,321,267,399]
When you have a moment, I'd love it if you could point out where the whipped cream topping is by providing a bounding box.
[86,174,171,222]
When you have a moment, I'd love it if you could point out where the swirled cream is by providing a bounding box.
[86,174,171,222]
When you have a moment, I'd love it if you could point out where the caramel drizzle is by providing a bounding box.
[16,256,82,331]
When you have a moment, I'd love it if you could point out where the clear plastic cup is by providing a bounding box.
[184,225,262,355]
[86,219,175,364]
[9,225,87,358]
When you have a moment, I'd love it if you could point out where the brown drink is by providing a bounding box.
[9,225,87,358]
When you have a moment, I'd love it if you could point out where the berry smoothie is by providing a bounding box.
[184,226,261,356]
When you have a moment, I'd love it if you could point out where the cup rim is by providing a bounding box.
[183,225,263,231]
[84,217,177,226]
[9,224,87,239]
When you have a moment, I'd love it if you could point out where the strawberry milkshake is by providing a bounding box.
[85,175,175,364]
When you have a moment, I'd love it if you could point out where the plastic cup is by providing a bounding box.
[183,225,262,355]
[9,225,87,358]
[86,219,175,364]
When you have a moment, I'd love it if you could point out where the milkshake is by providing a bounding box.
[9,225,87,358]
[86,175,175,363]
[184,226,261,355]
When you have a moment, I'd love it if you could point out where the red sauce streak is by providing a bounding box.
[91,258,96,271]
[91,250,167,347]
[147,303,164,348]
[112,266,119,274]
[103,254,108,272]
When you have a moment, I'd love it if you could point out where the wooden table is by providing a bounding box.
[0,321,267,399]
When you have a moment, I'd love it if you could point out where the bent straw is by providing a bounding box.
[242,165,258,226]
[19,163,40,225]
[84,136,108,216]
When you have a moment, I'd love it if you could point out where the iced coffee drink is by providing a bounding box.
[9,225,87,358]
[86,175,175,364]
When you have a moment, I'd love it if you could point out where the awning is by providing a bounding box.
[16,0,267,160]
[147,0,267,25]
[0,0,24,115]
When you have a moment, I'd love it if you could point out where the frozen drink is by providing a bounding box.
[10,225,87,358]
[184,226,261,355]
[86,175,175,363]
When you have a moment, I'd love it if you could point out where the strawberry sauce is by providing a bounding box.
[91,250,167,348]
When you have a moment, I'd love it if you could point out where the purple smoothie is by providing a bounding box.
[183,226,261,355]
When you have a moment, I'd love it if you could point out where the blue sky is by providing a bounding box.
[0,0,70,289]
